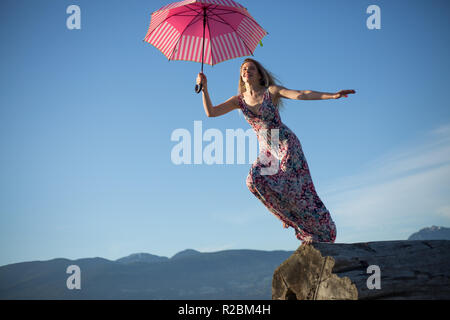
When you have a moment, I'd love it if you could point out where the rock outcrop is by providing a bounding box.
[408,226,450,240]
[272,240,450,300]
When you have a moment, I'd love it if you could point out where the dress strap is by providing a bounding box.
[238,90,269,115]
[265,87,275,106]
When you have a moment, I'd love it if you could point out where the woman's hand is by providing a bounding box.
[334,89,356,99]
[196,72,208,91]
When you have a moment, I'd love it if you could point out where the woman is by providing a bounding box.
[196,58,355,244]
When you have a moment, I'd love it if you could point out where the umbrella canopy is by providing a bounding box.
[143,0,267,68]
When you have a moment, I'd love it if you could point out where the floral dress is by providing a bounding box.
[238,88,336,243]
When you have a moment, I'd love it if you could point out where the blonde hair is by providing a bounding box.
[238,58,284,110]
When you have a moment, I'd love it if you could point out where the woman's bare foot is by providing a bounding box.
[301,236,313,246]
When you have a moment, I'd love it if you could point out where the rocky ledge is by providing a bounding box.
[272,240,450,300]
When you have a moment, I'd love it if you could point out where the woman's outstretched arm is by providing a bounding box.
[197,73,239,117]
[197,73,213,116]
[270,85,355,100]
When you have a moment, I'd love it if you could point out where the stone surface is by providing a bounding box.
[272,240,450,300]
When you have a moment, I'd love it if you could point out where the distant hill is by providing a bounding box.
[0,249,293,299]
[408,226,450,240]
[170,249,201,261]
[115,253,169,264]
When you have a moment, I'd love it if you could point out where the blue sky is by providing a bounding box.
[1,0,449,266]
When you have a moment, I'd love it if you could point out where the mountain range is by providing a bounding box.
[0,249,292,299]
[1,225,449,299]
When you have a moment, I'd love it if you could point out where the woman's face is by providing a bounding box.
[241,62,261,84]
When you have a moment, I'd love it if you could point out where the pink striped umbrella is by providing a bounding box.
[143,0,267,93]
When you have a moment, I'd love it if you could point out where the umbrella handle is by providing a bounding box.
[195,83,203,94]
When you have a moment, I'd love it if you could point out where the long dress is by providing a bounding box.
[238,88,336,243]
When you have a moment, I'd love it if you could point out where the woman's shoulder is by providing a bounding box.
[268,84,283,95]
[267,85,284,109]
[230,94,242,108]
[268,85,285,98]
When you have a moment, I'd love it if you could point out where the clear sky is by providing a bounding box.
[1,0,449,266]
